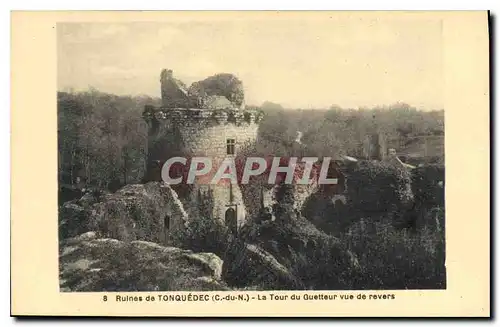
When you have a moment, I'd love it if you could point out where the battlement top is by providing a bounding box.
[142,106,264,125]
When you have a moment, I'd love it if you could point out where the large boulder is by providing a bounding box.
[59,232,228,292]
[58,182,188,244]
[58,190,109,239]
[59,201,87,240]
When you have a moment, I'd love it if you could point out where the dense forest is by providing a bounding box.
[58,89,156,192]
[58,89,444,194]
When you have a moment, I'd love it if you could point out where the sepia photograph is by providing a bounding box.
[10,10,490,317]
[57,17,446,292]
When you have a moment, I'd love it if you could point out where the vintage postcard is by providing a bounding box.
[11,11,490,317]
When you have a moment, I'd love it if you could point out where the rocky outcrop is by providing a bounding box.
[59,202,88,240]
[58,182,188,245]
[59,232,228,292]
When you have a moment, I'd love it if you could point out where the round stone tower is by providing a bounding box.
[143,69,263,231]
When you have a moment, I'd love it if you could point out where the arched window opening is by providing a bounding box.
[164,214,171,230]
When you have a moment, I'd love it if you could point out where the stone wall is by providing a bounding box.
[143,107,262,227]
[183,184,248,229]
[160,69,191,108]
[144,108,261,160]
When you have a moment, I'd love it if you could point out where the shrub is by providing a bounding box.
[346,161,413,213]
[188,73,244,107]
[343,217,446,289]
[171,215,231,257]
[395,164,445,230]
[302,192,352,234]
[411,164,445,208]
[244,218,361,290]
[170,214,261,288]
[288,233,360,290]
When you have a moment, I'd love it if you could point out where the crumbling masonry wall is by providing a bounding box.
[144,108,262,228]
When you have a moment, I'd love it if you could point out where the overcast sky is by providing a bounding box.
[57,17,443,110]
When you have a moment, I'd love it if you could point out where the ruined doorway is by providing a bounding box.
[225,208,237,235]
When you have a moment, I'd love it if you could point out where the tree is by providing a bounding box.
[57,89,152,194]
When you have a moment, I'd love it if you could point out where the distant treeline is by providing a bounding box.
[58,89,444,193]
[252,101,444,160]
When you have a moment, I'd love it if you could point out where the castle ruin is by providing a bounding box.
[143,69,263,235]
[143,69,349,242]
